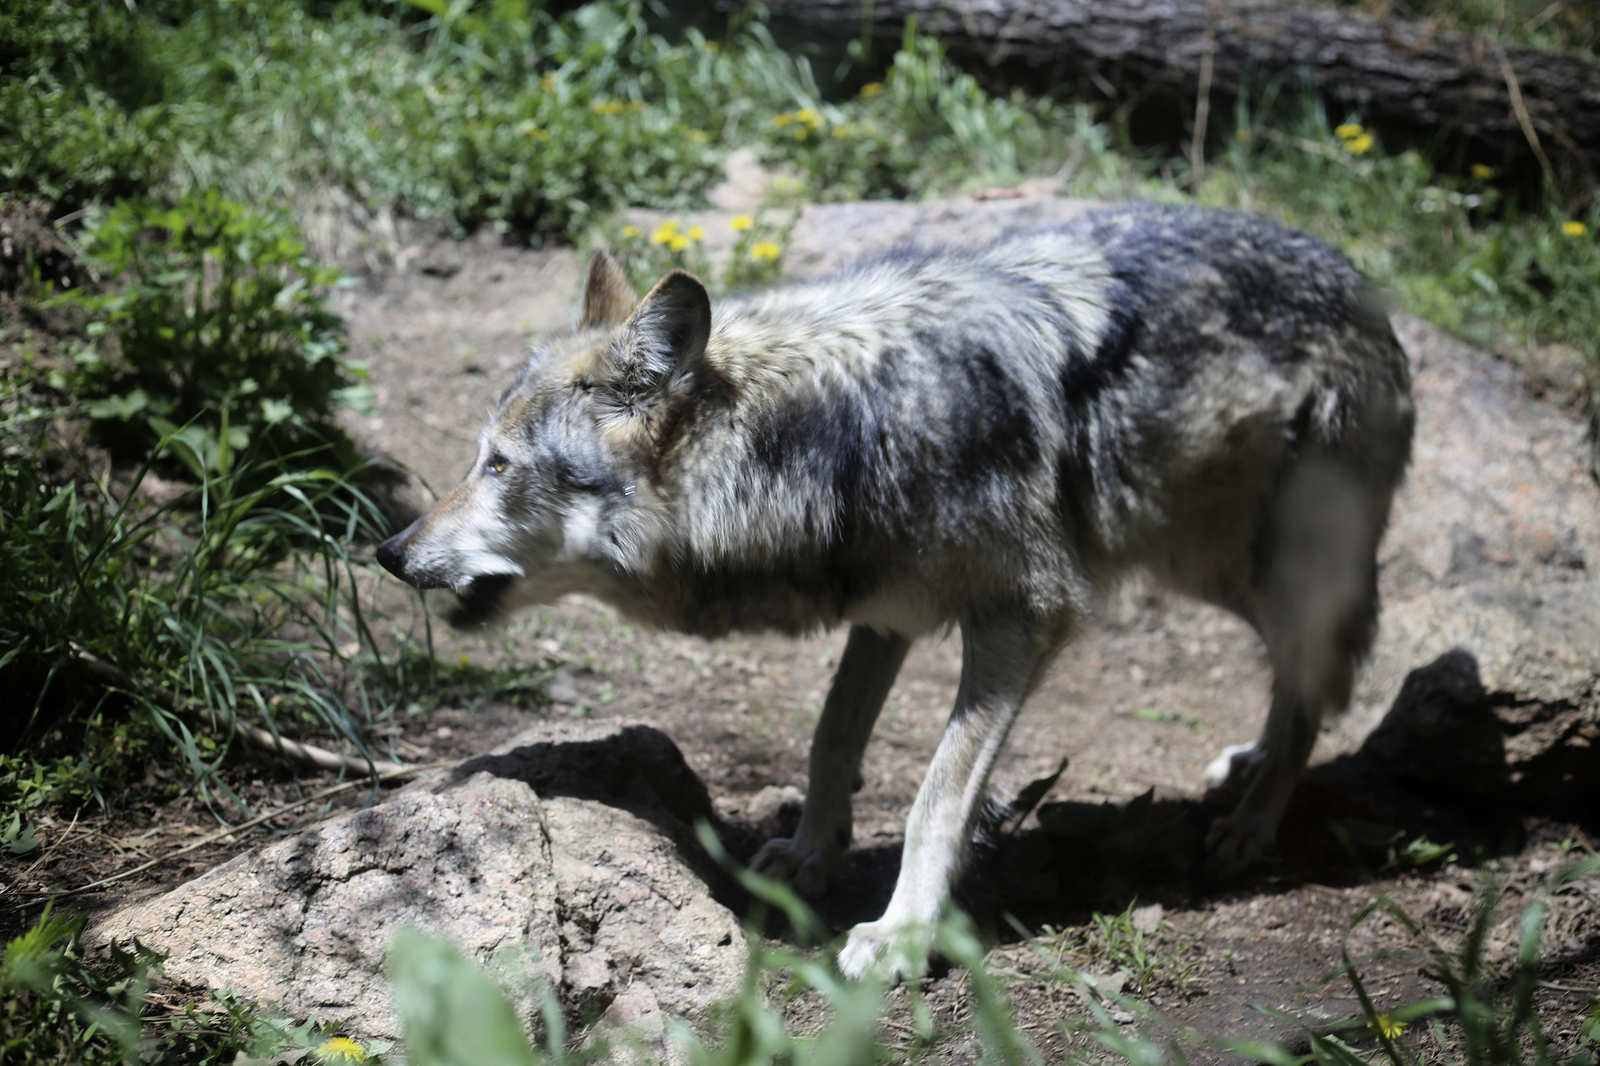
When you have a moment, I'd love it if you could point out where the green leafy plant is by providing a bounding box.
[755,26,1072,201]
[601,210,792,297]
[51,190,367,474]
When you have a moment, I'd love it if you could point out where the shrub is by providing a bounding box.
[51,191,368,474]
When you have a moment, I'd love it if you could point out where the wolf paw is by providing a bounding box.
[1203,740,1265,791]
[750,836,840,899]
[1205,815,1274,876]
[837,918,934,983]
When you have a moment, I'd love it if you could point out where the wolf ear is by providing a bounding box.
[579,250,637,330]
[606,270,711,402]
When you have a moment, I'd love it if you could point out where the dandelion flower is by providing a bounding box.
[794,108,823,129]
[686,224,705,241]
[650,220,680,245]
[1342,132,1374,154]
[458,654,470,667]
[315,1037,369,1064]
[1471,163,1495,179]
[729,214,754,232]
[861,82,884,98]
[1563,220,1589,237]
[540,72,558,92]
[1367,1014,1406,1040]
[832,123,857,139]
[1334,122,1364,141]
[750,241,781,262]
[702,39,719,51]
[621,225,643,239]
[668,234,691,252]
[592,100,626,116]
[792,126,808,140]
[771,112,793,127]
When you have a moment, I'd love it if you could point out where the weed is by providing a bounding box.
[756,26,1073,201]
[601,210,793,295]
[50,191,367,473]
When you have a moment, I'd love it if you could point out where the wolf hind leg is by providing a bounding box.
[1207,454,1385,871]
[752,625,911,898]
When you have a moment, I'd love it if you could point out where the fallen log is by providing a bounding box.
[766,0,1600,179]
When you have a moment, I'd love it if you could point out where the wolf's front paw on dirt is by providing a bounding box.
[749,836,840,899]
[836,918,934,983]
[1205,814,1275,876]
[1203,740,1265,791]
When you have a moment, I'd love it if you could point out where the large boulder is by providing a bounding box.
[89,721,747,1041]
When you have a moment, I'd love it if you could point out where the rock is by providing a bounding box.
[88,721,747,1042]
[713,784,804,841]
[1332,317,1600,757]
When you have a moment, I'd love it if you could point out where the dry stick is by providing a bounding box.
[71,644,409,777]
[1500,46,1557,186]
[1191,1,1218,187]
[22,809,81,881]
[59,763,449,897]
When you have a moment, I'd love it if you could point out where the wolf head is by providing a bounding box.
[375,251,711,627]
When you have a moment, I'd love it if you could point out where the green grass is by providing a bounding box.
[7,856,1593,1065]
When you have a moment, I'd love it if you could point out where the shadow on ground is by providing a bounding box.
[458,648,1599,948]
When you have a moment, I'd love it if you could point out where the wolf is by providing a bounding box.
[376,204,1414,980]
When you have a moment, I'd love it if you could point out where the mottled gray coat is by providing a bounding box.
[378,205,1414,979]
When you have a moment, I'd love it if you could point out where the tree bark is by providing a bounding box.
[766,0,1600,179]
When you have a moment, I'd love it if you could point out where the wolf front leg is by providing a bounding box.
[837,610,1045,982]
[751,625,911,898]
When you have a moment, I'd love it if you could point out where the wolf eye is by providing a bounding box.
[485,452,510,476]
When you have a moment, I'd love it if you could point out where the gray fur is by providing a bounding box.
[376,204,1415,980]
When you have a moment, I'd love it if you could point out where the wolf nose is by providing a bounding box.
[375,530,409,578]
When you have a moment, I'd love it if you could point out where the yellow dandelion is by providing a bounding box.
[620,225,643,239]
[1471,163,1495,180]
[792,126,808,140]
[1334,122,1364,141]
[860,82,884,98]
[832,123,857,139]
[458,654,470,667]
[729,214,754,232]
[794,108,823,129]
[540,72,558,92]
[1563,220,1589,237]
[592,100,626,116]
[1367,1014,1407,1040]
[771,112,793,128]
[315,1037,369,1064]
[750,241,781,262]
[686,224,705,241]
[1343,132,1374,154]
[668,233,691,252]
[650,220,680,245]
[702,39,719,52]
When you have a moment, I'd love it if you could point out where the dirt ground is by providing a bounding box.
[4,207,1597,1062]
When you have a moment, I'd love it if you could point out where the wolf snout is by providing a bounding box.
[376,521,447,587]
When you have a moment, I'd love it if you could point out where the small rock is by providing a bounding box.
[1130,903,1165,935]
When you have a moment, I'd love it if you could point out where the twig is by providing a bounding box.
[1191,2,1217,187]
[1499,47,1557,187]
[57,763,448,896]
[22,809,82,880]
[70,644,409,777]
